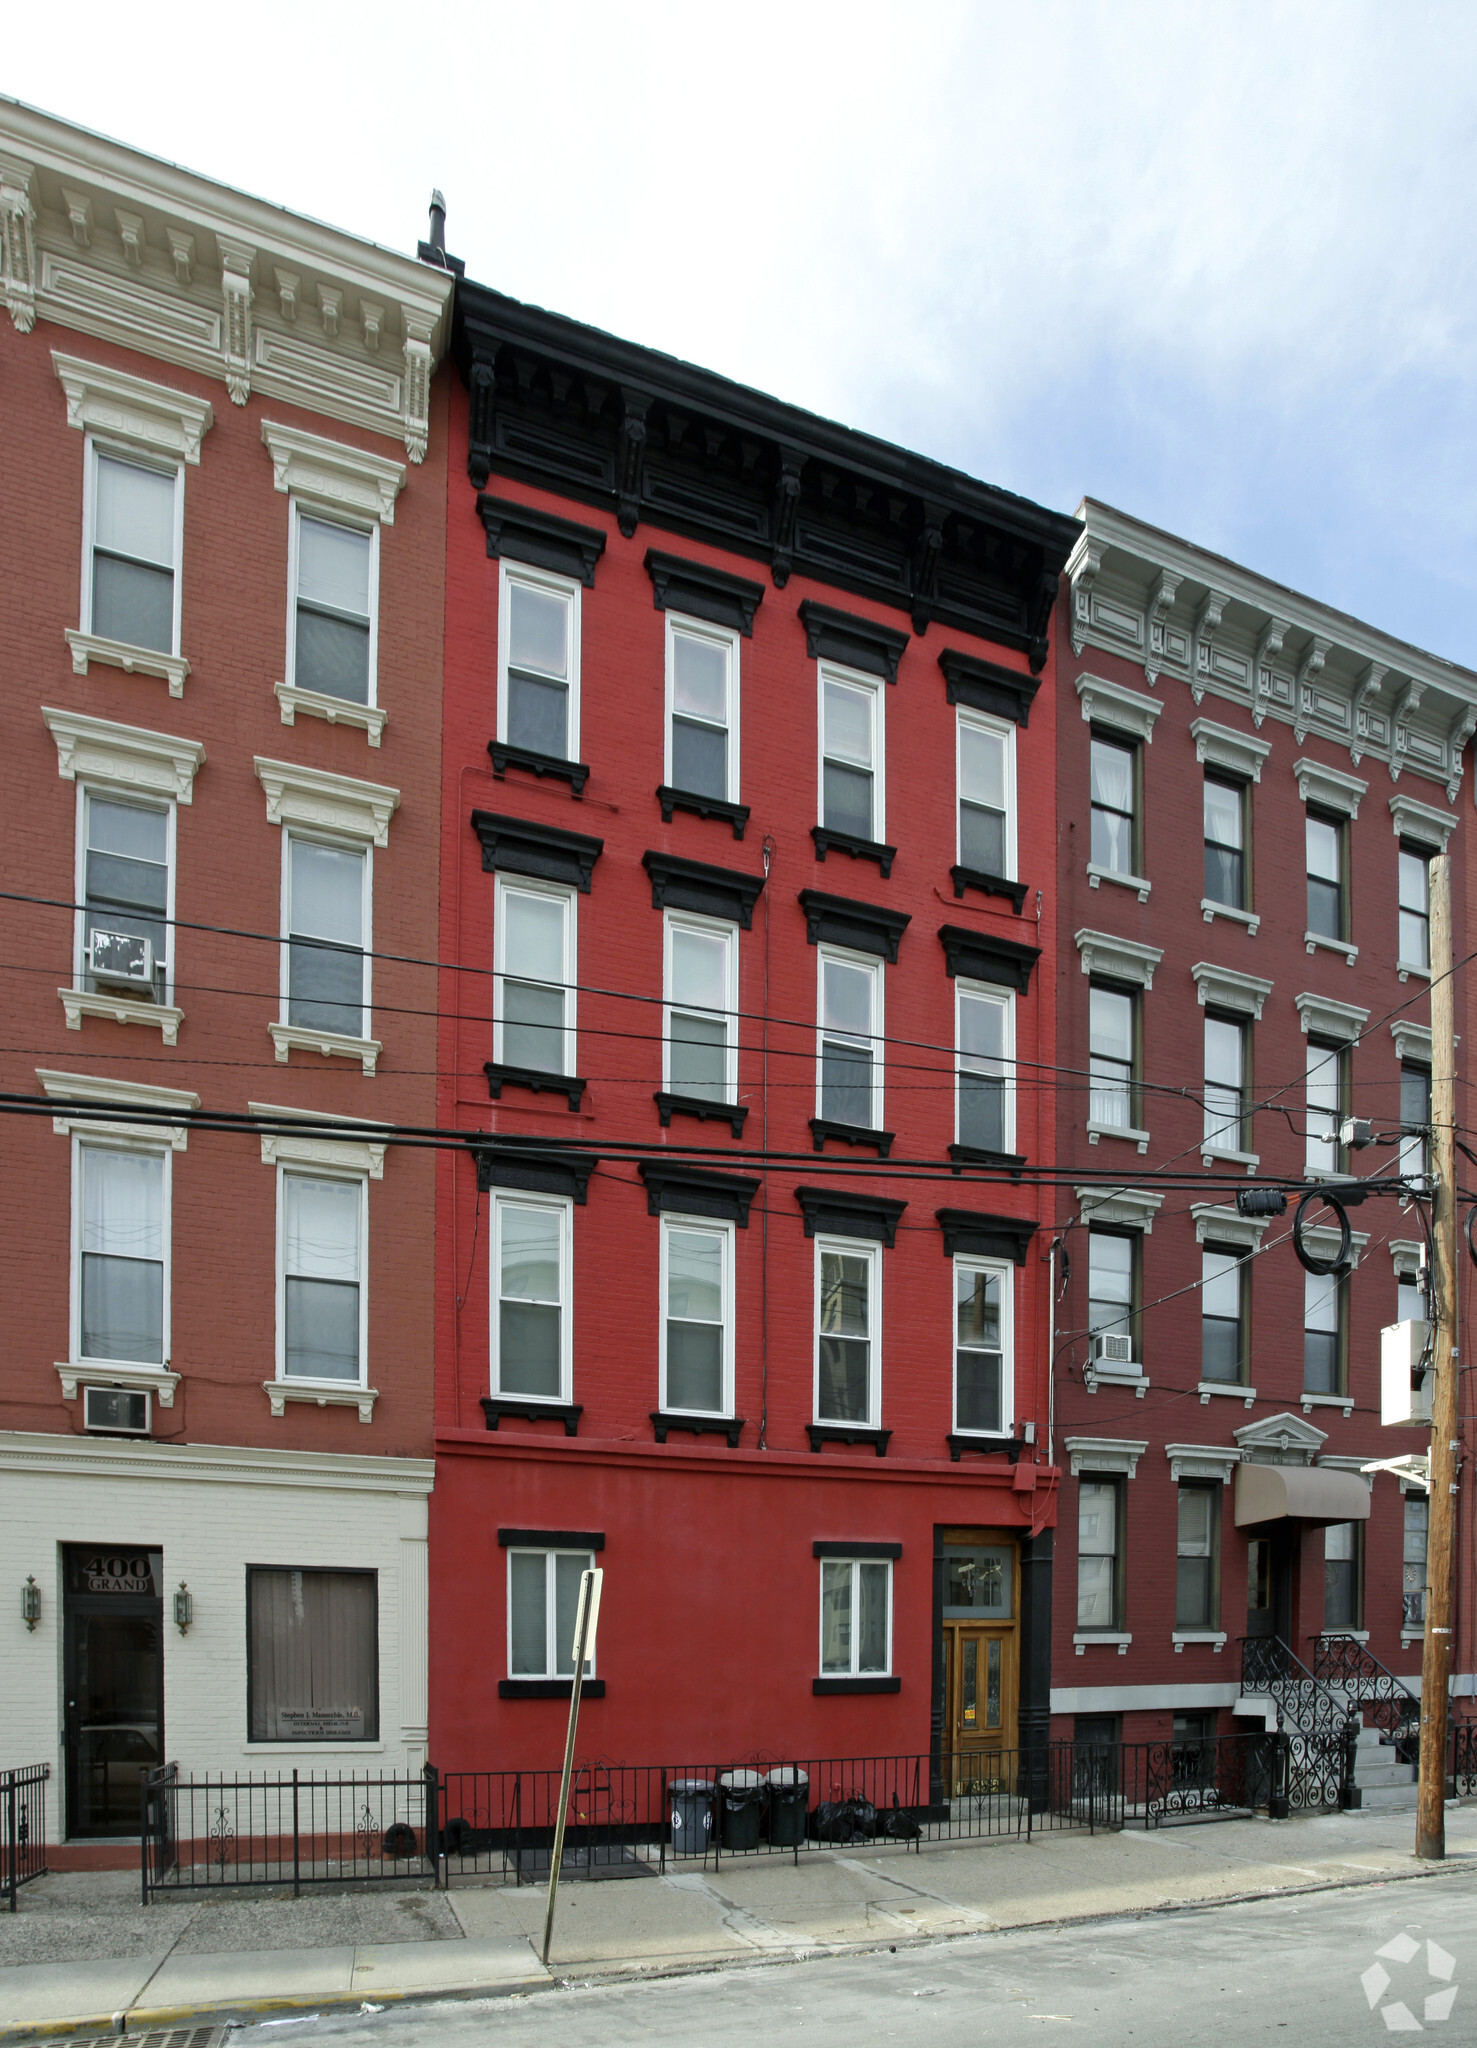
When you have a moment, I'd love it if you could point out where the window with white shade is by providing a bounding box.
[75,1141,168,1365]
[1203,776,1247,909]
[1176,1484,1219,1629]
[815,1238,879,1426]
[78,790,173,1005]
[819,667,882,841]
[1200,1248,1244,1384]
[1403,1494,1428,1629]
[1089,735,1136,874]
[1306,811,1345,940]
[279,1171,365,1384]
[1304,1269,1342,1394]
[1087,1231,1135,1347]
[285,836,369,1038]
[1324,1521,1362,1630]
[1398,843,1432,969]
[663,914,736,1104]
[817,950,882,1130]
[85,445,181,654]
[666,616,738,801]
[1203,1014,1246,1151]
[1077,1477,1123,1631]
[954,1259,1011,1436]
[956,983,1013,1154]
[495,878,574,1075]
[661,1217,733,1415]
[1305,1039,1343,1176]
[290,510,375,704]
[499,564,578,759]
[508,1547,595,1679]
[1088,983,1136,1129]
[491,1195,571,1402]
[957,713,1013,877]
[819,1558,892,1677]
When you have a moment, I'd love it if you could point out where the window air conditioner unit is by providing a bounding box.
[1381,1320,1432,1428]
[1090,1333,1136,1366]
[88,929,154,991]
[83,1386,151,1435]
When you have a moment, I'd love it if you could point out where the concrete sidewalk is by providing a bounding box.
[2,1803,1474,2038]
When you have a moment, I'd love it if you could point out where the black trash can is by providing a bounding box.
[669,1778,714,1856]
[719,1769,767,1850]
[766,1767,809,1845]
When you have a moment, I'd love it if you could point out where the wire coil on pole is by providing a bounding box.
[1292,1187,1354,1275]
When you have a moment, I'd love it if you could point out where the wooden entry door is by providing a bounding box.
[943,1623,1018,1788]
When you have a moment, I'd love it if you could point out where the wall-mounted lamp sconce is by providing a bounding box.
[22,1577,40,1632]
[174,1582,192,1634]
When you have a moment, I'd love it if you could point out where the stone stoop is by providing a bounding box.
[1351,1722,1419,1811]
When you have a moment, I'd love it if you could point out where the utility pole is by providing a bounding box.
[1417,853,1460,1860]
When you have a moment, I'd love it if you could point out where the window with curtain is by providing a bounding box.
[958,714,1010,876]
[1324,1522,1361,1630]
[247,1567,378,1740]
[1200,1249,1243,1383]
[82,792,170,1002]
[90,448,178,653]
[496,881,572,1074]
[1305,1040,1343,1176]
[1089,735,1136,873]
[668,620,734,800]
[816,1242,875,1423]
[1398,843,1431,969]
[1087,1231,1134,1346]
[1304,1269,1342,1393]
[664,916,734,1103]
[1203,775,1246,908]
[287,836,367,1037]
[1088,984,1135,1128]
[1403,1494,1428,1629]
[663,1220,730,1414]
[954,1261,1006,1434]
[1175,1484,1218,1628]
[957,984,1012,1152]
[79,1144,165,1363]
[1306,812,1344,939]
[819,1558,891,1676]
[502,570,574,758]
[508,1549,593,1678]
[821,671,879,840]
[293,511,373,702]
[282,1172,362,1381]
[1203,1014,1245,1151]
[1077,1478,1121,1630]
[494,1198,566,1399]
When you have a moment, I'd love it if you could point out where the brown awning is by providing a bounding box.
[1234,1462,1371,1528]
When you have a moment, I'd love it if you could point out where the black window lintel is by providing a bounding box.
[795,1187,907,1247]
[645,549,765,635]
[498,1528,606,1549]
[474,1145,596,1204]
[813,1540,902,1559]
[939,922,1039,993]
[939,648,1042,726]
[935,1208,1038,1264]
[471,810,604,892]
[478,494,607,586]
[643,850,765,929]
[799,599,909,682]
[638,1160,759,1226]
[799,890,911,963]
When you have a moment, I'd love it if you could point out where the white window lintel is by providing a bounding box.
[1190,717,1272,782]
[1065,1436,1147,1478]
[54,350,214,464]
[1191,1203,1267,1252]
[1296,992,1369,1041]
[1391,1020,1433,1065]
[1166,1443,1242,1484]
[39,1067,199,1148]
[1076,929,1163,988]
[254,757,400,846]
[262,420,406,524]
[1389,792,1457,853]
[1191,962,1273,1018]
[250,1101,388,1178]
[1077,672,1162,743]
[1295,756,1367,819]
[1076,1185,1163,1233]
[45,705,205,803]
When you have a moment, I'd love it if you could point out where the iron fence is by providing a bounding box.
[1452,1719,1477,1797]
[2,1765,49,1910]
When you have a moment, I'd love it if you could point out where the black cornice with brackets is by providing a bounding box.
[455,281,1080,671]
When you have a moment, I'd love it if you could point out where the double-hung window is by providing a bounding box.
[492,1195,571,1402]
[661,1216,733,1416]
[79,790,173,1005]
[1077,1477,1123,1631]
[508,1547,594,1680]
[667,617,738,801]
[1403,1494,1428,1629]
[1203,776,1247,908]
[75,1141,168,1365]
[86,445,181,655]
[663,914,736,1105]
[956,982,1013,1154]
[285,836,369,1039]
[1087,1230,1135,1351]
[1324,1522,1362,1630]
[495,878,574,1076]
[1306,811,1345,941]
[1203,1014,1246,1152]
[817,950,882,1130]
[957,713,1013,877]
[819,1557,892,1678]
[819,666,882,842]
[1398,843,1432,971]
[1400,1065,1432,1181]
[815,1238,879,1426]
[1305,1040,1343,1176]
[1304,1269,1342,1394]
[499,564,578,760]
[954,1259,1011,1436]
[1089,735,1136,875]
[279,1170,365,1384]
[1200,1248,1244,1383]
[1175,1484,1219,1629]
[290,509,375,704]
[1088,984,1136,1131]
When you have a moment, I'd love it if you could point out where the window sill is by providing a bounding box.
[1304,931,1358,964]
[809,1117,894,1158]
[1300,1392,1355,1418]
[807,1424,891,1457]
[485,1062,585,1111]
[481,1397,582,1437]
[1074,1633,1131,1655]
[270,1023,381,1075]
[813,1676,900,1694]
[1397,962,1431,985]
[655,1091,748,1138]
[276,682,387,747]
[1201,1146,1259,1174]
[651,1411,746,1447]
[1086,1120,1150,1155]
[490,741,589,796]
[1401,1629,1425,1645]
[1315,1630,1370,1645]
[499,1679,606,1700]
[656,786,750,839]
[1201,899,1260,935]
[947,1431,1014,1461]
[949,1142,1027,1177]
[1198,1380,1257,1408]
[57,1360,181,1408]
[1086,864,1150,902]
[60,987,183,1045]
[950,866,1029,913]
[1085,1364,1149,1397]
[811,825,896,877]
[65,628,191,698]
[1173,1631,1227,1653]
[265,1379,378,1423]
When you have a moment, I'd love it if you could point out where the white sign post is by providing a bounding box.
[541,1566,603,1966]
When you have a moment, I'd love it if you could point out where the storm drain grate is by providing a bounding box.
[17,2030,227,2048]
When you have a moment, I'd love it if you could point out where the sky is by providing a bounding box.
[10,1,1477,665]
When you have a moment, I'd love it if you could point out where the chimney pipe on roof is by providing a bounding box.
[428,189,447,254]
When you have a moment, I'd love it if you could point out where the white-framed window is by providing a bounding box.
[288,504,377,705]
[819,1557,892,1677]
[1203,1014,1246,1150]
[277,1168,367,1385]
[282,834,371,1040]
[814,1236,880,1426]
[83,438,184,655]
[660,1215,734,1415]
[75,786,175,1006]
[498,562,579,760]
[957,711,1014,877]
[666,613,739,801]
[663,912,737,1104]
[72,1137,170,1366]
[818,663,883,841]
[1088,983,1136,1128]
[508,1547,595,1679]
[494,876,575,1075]
[1087,1229,1135,1345]
[1305,1039,1343,1176]
[956,981,1013,1154]
[491,1193,572,1402]
[816,948,883,1129]
[954,1257,1012,1436]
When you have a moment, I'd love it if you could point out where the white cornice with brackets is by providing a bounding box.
[1076,1186,1164,1233]
[261,421,407,524]
[1191,1203,1267,1252]
[254,758,400,846]
[44,706,205,801]
[1390,1019,1433,1064]
[1076,672,1163,744]
[1298,1220,1370,1269]
[1075,930,1163,989]
[1295,992,1370,1041]
[1388,792,1458,853]
[53,350,214,461]
[1166,1443,1242,1484]
[249,1102,388,1179]
[1065,1437,1149,1478]
[1294,757,1367,819]
[1189,717,1272,781]
[1190,962,1274,1018]
[38,1067,199,1147]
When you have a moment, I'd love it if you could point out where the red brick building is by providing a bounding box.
[0,101,452,1842]
[429,281,1080,1775]
[1051,500,1476,1787]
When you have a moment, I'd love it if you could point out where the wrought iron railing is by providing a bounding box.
[1241,1636,1349,1739]
[1311,1634,1420,1748]
[2,1765,49,1911]
[1240,1638,1356,1810]
[1451,1718,1477,1797]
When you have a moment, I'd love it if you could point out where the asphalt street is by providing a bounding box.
[235,1864,1475,2048]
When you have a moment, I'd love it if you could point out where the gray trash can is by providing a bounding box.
[766,1767,809,1845]
[669,1778,714,1855]
[719,1768,767,1851]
